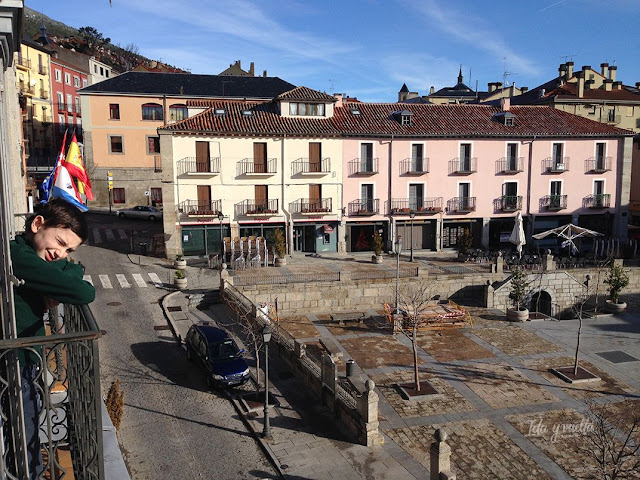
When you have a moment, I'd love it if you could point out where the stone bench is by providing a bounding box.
[331,312,366,326]
[319,337,343,362]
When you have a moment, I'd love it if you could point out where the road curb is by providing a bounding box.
[161,290,183,343]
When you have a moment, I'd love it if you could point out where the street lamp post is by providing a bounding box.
[262,324,272,439]
[409,210,416,262]
[395,236,402,313]
[217,211,225,265]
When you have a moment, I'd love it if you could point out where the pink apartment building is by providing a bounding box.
[333,98,633,253]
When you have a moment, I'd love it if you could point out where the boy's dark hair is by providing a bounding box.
[26,199,89,242]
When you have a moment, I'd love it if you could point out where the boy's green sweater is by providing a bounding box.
[10,235,96,364]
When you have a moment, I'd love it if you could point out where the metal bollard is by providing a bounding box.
[346,359,355,377]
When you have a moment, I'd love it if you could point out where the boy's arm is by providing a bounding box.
[11,242,95,304]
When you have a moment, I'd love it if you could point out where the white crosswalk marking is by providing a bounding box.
[92,228,102,244]
[99,275,112,289]
[118,229,127,240]
[105,229,116,242]
[116,274,131,288]
[148,272,163,287]
[132,273,148,288]
[83,275,93,285]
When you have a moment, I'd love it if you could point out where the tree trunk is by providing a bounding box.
[413,324,420,391]
[574,306,583,376]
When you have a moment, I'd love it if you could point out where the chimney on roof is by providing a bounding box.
[236,60,241,69]
[636,82,640,89]
[566,61,574,78]
[488,82,496,93]
[429,86,435,95]
[249,62,255,76]
[559,63,567,79]
[582,65,591,77]
[496,82,503,91]
[263,70,267,77]
[601,62,609,78]
[604,79,613,91]
[609,65,617,82]
[613,81,623,90]
[521,87,528,93]
[500,97,511,111]
[334,93,343,108]
[510,85,517,97]
[576,71,585,98]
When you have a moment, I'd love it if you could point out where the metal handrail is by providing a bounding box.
[237,158,277,175]
[542,194,567,210]
[389,197,442,214]
[178,199,222,216]
[497,156,523,173]
[291,157,330,174]
[400,157,429,174]
[586,156,612,172]
[348,199,379,215]
[348,158,379,175]
[449,157,477,174]
[291,198,332,214]
[543,156,570,172]
[448,197,476,212]
[176,157,221,175]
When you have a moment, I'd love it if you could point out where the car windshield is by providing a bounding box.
[209,339,240,360]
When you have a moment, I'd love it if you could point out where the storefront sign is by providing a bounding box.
[323,225,335,234]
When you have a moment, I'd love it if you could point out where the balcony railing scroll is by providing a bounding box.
[348,199,379,216]
[235,199,279,216]
[178,199,222,216]
[291,198,332,214]
[543,157,570,173]
[176,157,220,175]
[497,156,523,174]
[390,197,442,214]
[447,196,476,212]
[0,304,104,479]
[400,157,429,175]
[542,194,567,211]
[291,157,330,175]
[585,194,611,209]
[237,158,277,175]
[499,195,522,212]
[586,156,612,173]
[449,157,477,174]
[348,158,379,175]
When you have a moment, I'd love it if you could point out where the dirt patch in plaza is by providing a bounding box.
[523,356,636,399]
[385,418,552,479]
[339,336,417,369]
[323,314,392,336]
[471,325,562,355]
[277,314,319,339]
[417,329,495,362]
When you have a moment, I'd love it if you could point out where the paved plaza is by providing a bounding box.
[166,253,640,479]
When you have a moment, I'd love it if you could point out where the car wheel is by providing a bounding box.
[148,215,156,222]
[118,213,125,218]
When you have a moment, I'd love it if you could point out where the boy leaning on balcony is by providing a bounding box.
[7,198,95,479]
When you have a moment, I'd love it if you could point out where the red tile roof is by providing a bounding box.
[546,81,640,102]
[163,99,633,138]
[277,86,335,101]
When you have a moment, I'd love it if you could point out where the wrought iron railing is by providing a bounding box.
[449,157,477,174]
[543,157,569,173]
[40,89,49,100]
[38,65,48,75]
[585,194,611,208]
[348,199,379,216]
[16,57,30,69]
[237,158,277,175]
[497,156,523,173]
[178,199,222,216]
[447,196,476,212]
[176,157,220,175]
[400,157,429,175]
[348,158,378,175]
[586,156,612,172]
[500,195,522,212]
[232,271,340,286]
[235,199,279,216]
[291,198,332,214]
[291,157,330,175]
[0,304,104,479]
[389,197,442,214]
[542,194,567,211]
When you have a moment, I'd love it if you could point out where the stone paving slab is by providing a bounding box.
[416,329,495,362]
[385,418,553,480]
[340,335,418,369]
[471,325,563,356]
[277,314,320,338]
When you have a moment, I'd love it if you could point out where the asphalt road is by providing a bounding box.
[73,213,276,480]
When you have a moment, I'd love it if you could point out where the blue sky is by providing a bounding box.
[27,0,640,102]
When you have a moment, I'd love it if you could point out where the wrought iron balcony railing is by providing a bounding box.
[235,199,279,216]
[0,304,104,479]
[237,158,277,175]
[178,199,222,216]
[497,156,524,174]
[389,197,442,214]
[586,156,612,173]
[543,156,569,173]
[291,198,332,214]
[542,194,567,211]
[38,65,48,75]
[500,195,522,212]
[400,157,429,175]
[177,157,221,175]
[348,199,379,216]
[449,157,477,174]
[58,102,66,111]
[40,89,49,99]
[348,158,379,175]
[291,157,330,175]
[585,193,611,209]
[16,56,30,69]
[448,196,476,212]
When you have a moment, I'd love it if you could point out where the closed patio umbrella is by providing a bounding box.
[509,211,526,258]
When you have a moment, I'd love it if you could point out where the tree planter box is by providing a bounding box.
[507,307,529,322]
[605,300,626,313]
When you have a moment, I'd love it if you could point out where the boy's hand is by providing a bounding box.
[43,297,60,310]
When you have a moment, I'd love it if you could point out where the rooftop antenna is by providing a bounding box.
[328,79,336,94]
[560,54,577,62]
[502,58,518,87]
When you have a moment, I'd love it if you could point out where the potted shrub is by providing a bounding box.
[371,231,384,263]
[175,254,186,270]
[604,263,629,313]
[273,228,287,267]
[457,228,473,261]
[174,269,187,290]
[507,266,530,321]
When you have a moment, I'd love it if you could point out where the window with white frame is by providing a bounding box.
[289,102,325,116]
[73,76,80,87]
[55,69,62,82]
[64,72,71,85]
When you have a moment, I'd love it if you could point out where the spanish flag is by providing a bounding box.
[64,133,94,201]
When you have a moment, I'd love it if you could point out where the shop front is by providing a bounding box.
[293,220,338,253]
[488,216,531,249]
[395,219,437,251]
[346,221,389,253]
[181,221,230,257]
[441,219,482,250]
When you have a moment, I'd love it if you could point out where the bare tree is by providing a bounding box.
[572,277,593,376]
[396,281,436,391]
[573,400,640,479]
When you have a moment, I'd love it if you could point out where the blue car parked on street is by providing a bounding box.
[185,323,250,387]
